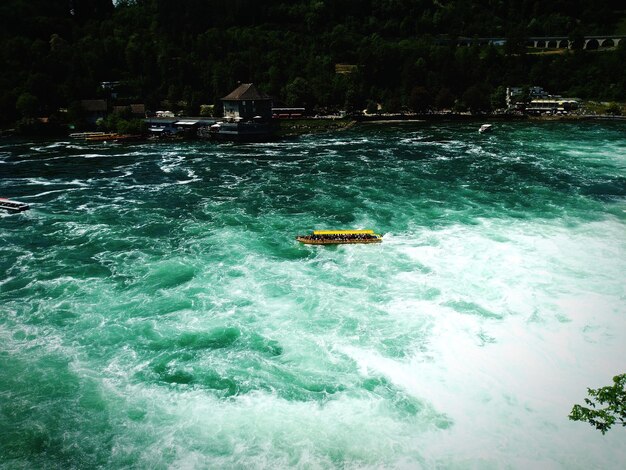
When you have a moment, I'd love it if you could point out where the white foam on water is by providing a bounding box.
[412,307,626,468]
[19,187,90,199]
[82,153,116,159]
[22,177,91,187]
[91,214,623,467]
[98,380,428,468]
[31,142,71,151]
[335,216,626,467]
[2,128,626,468]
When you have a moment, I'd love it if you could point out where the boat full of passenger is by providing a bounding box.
[296,230,383,245]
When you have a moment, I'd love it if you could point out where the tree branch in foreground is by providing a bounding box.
[569,373,626,435]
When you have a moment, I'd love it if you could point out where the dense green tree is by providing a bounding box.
[408,86,432,113]
[365,100,379,115]
[16,92,39,119]
[462,84,492,113]
[490,86,507,111]
[569,374,626,435]
[435,88,455,110]
[0,0,625,129]
[285,77,314,109]
[605,103,622,116]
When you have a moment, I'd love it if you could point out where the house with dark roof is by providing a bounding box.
[81,99,107,124]
[222,83,272,122]
[112,103,147,117]
[198,83,275,142]
[130,104,146,116]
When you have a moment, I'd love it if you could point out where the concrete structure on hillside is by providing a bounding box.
[527,36,624,49]
[505,87,579,114]
[452,35,625,50]
[506,87,550,109]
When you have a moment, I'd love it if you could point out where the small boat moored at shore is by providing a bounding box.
[69,131,107,139]
[296,229,383,245]
[85,133,143,142]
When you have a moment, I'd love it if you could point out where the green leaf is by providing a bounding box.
[569,374,626,434]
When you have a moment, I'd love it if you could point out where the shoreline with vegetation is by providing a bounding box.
[2,111,625,141]
[2,1,626,139]
[279,112,626,137]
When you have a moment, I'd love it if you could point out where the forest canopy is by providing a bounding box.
[1,0,625,125]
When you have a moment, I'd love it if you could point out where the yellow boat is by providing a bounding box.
[296,229,383,245]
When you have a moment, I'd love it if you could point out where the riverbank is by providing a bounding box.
[2,111,624,140]
[528,114,626,122]
[276,112,626,138]
[275,118,357,138]
[358,111,626,123]
[274,113,525,138]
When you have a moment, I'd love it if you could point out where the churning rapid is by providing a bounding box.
[1,121,625,468]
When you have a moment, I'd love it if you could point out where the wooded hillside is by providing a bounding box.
[1,0,624,125]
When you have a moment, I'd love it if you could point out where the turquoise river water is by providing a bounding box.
[1,121,625,468]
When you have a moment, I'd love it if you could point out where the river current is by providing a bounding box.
[1,121,625,468]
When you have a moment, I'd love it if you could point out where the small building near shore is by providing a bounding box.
[202,83,274,142]
[222,83,272,122]
[526,98,579,115]
[145,117,179,136]
[112,103,146,117]
[145,117,216,137]
[506,86,550,110]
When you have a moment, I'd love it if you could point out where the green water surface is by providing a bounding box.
[1,121,625,468]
